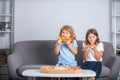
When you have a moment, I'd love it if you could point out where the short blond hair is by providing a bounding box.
[59,25,76,40]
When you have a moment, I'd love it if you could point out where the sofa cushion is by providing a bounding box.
[17,64,49,76]
[17,65,53,80]
[99,65,111,77]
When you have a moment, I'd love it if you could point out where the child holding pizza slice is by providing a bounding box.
[54,25,78,66]
[80,28,104,80]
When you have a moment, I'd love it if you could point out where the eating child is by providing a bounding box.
[54,25,78,66]
[80,28,104,80]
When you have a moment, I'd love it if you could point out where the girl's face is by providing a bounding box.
[61,30,70,38]
[88,33,97,44]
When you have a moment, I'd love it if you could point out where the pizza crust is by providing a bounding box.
[40,66,82,74]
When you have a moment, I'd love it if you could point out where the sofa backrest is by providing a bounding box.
[13,40,58,65]
[102,42,115,66]
[13,40,115,66]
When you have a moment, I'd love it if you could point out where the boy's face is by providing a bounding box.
[88,33,97,44]
[61,30,70,38]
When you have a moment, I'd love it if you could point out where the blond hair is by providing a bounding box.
[59,25,76,40]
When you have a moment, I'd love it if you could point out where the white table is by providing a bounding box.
[22,69,96,80]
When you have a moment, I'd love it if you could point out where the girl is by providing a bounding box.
[54,25,78,66]
[81,28,104,80]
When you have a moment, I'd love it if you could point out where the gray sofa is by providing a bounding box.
[7,40,120,80]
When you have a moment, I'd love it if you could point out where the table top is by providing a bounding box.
[22,69,96,78]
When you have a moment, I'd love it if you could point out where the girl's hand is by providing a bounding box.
[90,45,96,50]
[83,45,89,60]
[84,45,90,52]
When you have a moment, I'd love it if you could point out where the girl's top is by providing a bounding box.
[83,42,104,61]
[57,40,78,66]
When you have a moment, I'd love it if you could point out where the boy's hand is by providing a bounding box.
[66,40,72,46]
[57,40,62,44]
[55,40,62,47]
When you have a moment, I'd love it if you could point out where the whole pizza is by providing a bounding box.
[40,65,82,74]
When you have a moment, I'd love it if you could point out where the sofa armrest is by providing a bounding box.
[7,53,24,80]
[109,55,120,80]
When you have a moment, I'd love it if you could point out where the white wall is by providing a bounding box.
[14,0,111,42]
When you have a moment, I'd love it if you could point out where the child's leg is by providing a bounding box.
[51,78,57,80]
[66,78,80,80]
[27,77,33,80]
[88,77,95,80]
[60,78,66,80]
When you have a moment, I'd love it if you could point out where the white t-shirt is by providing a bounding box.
[83,42,104,61]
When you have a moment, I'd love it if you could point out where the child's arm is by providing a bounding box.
[92,46,103,61]
[54,40,62,55]
[66,41,78,55]
[83,45,89,60]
